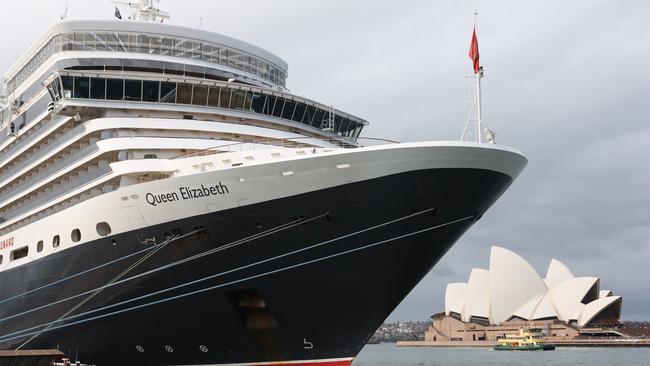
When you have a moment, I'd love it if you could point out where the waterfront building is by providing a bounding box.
[425,246,623,342]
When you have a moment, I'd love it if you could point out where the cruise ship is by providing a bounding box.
[0,2,526,365]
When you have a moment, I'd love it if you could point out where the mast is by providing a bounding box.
[461,11,493,144]
[476,65,484,143]
[111,0,170,22]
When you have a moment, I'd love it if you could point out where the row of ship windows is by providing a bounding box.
[0,222,112,265]
[48,75,364,138]
[7,31,287,94]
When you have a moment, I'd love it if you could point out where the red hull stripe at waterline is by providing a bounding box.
[207,358,354,366]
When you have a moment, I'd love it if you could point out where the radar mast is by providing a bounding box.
[111,0,170,22]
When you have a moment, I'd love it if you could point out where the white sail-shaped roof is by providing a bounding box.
[531,293,558,320]
[462,268,490,322]
[443,246,622,327]
[599,290,613,298]
[512,293,544,320]
[548,277,598,321]
[489,246,547,324]
[445,283,468,316]
[545,259,575,289]
[472,291,491,320]
[578,296,622,327]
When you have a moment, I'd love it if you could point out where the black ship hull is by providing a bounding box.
[0,167,512,365]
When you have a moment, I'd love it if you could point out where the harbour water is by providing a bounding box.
[352,343,650,366]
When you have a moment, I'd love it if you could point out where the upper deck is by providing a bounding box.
[3,19,289,95]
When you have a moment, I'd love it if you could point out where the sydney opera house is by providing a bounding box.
[425,247,623,342]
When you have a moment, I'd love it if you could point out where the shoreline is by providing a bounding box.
[397,339,650,348]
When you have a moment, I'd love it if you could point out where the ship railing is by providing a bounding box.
[172,136,399,159]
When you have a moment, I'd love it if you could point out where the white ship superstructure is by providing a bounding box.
[0,14,367,253]
[0,3,526,366]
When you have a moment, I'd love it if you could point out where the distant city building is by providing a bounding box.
[425,246,623,342]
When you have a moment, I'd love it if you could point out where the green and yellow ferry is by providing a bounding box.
[494,327,556,351]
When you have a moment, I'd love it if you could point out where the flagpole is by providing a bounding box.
[476,68,483,143]
[474,10,483,143]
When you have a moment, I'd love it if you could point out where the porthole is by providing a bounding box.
[52,235,60,248]
[71,229,81,242]
[96,222,111,237]
[37,240,43,253]
[10,246,28,261]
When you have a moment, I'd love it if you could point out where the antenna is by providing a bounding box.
[110,0,170,22]
[60,0,69,20]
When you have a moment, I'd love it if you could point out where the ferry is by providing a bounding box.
[0,1,527,365]
[494,327,556,351]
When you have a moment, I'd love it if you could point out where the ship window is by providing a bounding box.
[282,100,296,120]
[243,91,253,111]
[143,80,160,102]
[149,36,162,54]
[96,222,112,237]
[107,79,124,100]
[163,61,183,75]
[272,98,285,118]
[218,88,231,108]
[52,235,60,248]
[207,86,220,107]
[61,76,74,98]
[160,82,176,103]
[176,83,193,104]
[264,95,276,115]
[304,105,317,125]
[334,115,344,133]
[47,84,57,101]
[73,32,85,51]
[73,76,90,98]
[10,246,28,261]
[90,78,106,99]
[348,120,358,137]
[340,119,351,137]
[293,102,307,123]
[71,229,81,242]
[124,80,142,101]
[186,64,204,78]
[354,124,363,138]
[54,77,63,100]
[139,34,152,53]
[312,109,325,128]
[0,255,3,264]
[50,78,62,101]
[37,240,43,253]
[192,85,209,106]
[250,92,265,113]
[347,120,356,137]
[230,90,246,110]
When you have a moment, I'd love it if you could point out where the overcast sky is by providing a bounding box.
[2,0,648,322]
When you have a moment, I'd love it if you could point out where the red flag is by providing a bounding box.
[469,28,480,74]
